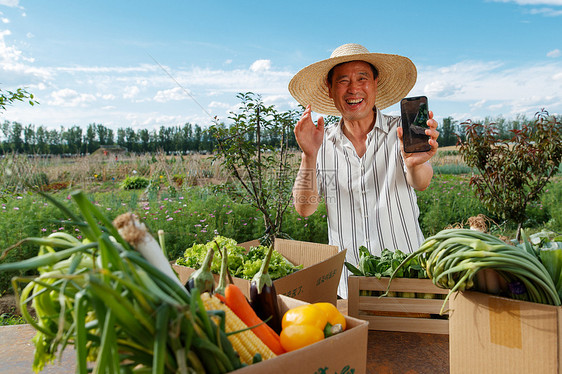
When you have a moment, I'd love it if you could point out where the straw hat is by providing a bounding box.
[288,43,417,116]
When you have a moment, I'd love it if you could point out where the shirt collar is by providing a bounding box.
[326,107,388,144]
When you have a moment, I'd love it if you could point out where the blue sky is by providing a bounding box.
[1,0,561,132]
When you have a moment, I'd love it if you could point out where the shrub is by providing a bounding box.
[458,111,562,239]
[121,176,150,190]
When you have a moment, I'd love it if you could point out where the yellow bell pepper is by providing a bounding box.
[279,303,346,352]
[313,302,347,331]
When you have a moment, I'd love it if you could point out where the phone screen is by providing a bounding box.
[400,96,431,153]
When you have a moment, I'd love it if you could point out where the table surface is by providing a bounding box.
[0,301,450,374]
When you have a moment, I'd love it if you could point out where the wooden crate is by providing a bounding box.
[347,276,450,335]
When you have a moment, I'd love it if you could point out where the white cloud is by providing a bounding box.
[2,17,9,23]
[208,101,231,109]
[471,99,487,109]
[424,81,463,97]
[0,0,21,7]
[123,86,140,100]
[250,59,271,72]
[491,0,562,5]
[98,93,116,100]
[416,59,562,118]
[48,88,96,107]
[56,64,157,74]
[491,0,562,16]
[153,86,190,103]
[529,7,562,15]
[0,28,53,81]
[547,49,561,57]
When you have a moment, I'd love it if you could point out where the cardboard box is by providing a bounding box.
[449,291,562,374]
[232,294,369,374]
[173,239,346,305]
[347,276,450,334]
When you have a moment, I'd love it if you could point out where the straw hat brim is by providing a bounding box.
[288,50,417,116]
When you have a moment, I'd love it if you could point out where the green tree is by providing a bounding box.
[64,125,83,154]
[36,125,48,154]
[0,87,38,113]
[9,121,23,153]
[95,123,111,145]
[139,128,150,152]
[85,124,98,154]
[124,127,138,152]
[209,92,298,244]
[458,109,562,239]
[23,124,35,153]
[193,125,202,152]
[182,123,194,152]
[116,128,126,148]
[441,116,458,146]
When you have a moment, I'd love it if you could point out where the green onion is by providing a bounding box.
[386,228,562,314]
[0,190,243,373]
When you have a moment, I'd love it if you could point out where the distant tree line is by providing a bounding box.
[1,111,559,155]
[436,112,561,147]
[0,120,300,156]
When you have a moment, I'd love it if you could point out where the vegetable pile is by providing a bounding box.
[0,191,264,373]
[345,247,438,298]
[345,247,426,279]
[386,228,562,314]
[0,191,348,373]
[176,238,302,281]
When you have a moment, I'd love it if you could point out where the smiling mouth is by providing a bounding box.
[346,98,363,105]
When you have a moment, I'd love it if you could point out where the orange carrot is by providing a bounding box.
[224,284,286,355]
[214,292,227,304]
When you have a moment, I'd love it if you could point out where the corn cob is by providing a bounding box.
[201,292,276,365]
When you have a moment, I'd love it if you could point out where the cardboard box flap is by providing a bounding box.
[275,249,346,305]
[239,240,260,250]
[274,238,339,268]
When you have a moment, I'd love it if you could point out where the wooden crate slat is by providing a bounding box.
[364,315,449,335]
[358,296,448,315]
[356,276,449,294]
[347,276,450,335]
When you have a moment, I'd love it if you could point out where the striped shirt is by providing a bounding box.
[316,108,425,298]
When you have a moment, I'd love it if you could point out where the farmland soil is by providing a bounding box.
[0,294,18,315]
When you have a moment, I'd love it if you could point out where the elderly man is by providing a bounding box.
[289,43,439,298]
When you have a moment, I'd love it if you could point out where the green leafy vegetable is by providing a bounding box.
[176,236,302,281]
[344,247,427,279]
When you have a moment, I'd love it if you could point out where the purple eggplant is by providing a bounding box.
[249,243,282,334]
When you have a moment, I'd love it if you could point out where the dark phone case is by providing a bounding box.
[401,96,431,153]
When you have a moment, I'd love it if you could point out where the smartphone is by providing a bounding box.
[400,96,431,153]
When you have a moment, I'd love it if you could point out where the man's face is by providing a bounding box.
[327,60,378,123]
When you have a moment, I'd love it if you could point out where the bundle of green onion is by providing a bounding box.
[0,191,243,374]
[386,228,562,314]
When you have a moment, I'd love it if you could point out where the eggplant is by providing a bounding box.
[186,244,215,293]
[249,243,282,334]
